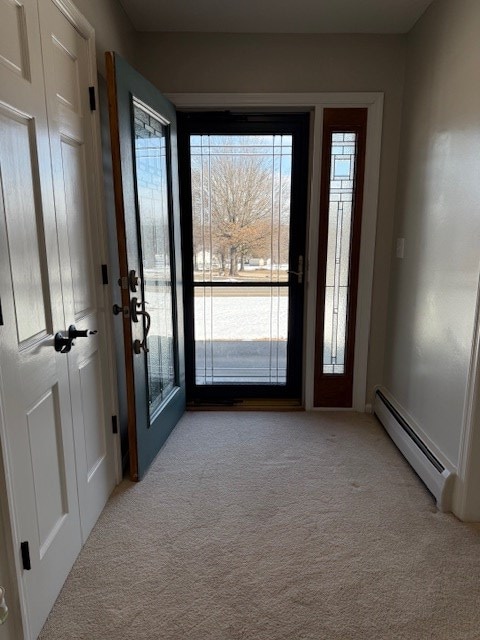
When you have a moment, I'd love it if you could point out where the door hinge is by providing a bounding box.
[21,541,31,571]
[111,415,118,435]
[101,264,109,285]
[88,86,96,111]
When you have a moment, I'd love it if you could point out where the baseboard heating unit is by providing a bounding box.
[374,389,454,512]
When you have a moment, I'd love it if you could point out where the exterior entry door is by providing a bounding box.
[106,53,186,480]
[178,113,309,405]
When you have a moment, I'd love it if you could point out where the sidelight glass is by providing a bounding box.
[133,99,176,415]
[323,132,357,375]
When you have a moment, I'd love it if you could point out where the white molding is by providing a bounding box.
[0,380,27,639]
[49,0,94,39]
[352,95,383,411]
[167,92,383,109]
[454,273,480,521]
[82,17,123,484]
[168,92,384,411]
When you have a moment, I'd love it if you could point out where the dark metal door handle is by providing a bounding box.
[54,332,73,353]
[129,269,140,292]
[117,269,140,292]
[68,325,98,339]
[288,255,304,284]
[54,325,98,353]
[130,298,151,354]
[133,309,151,354]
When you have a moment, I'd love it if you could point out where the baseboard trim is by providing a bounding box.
[374,388,455,512]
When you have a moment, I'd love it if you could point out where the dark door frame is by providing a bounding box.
[177,112,310,404]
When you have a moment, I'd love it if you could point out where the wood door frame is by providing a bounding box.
[167,92,384,411]
[0,2,119,637]
[314,108,368,407]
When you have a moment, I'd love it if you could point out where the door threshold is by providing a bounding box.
[187,398,304,411]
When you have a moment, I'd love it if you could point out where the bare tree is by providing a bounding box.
[191,138,291,277]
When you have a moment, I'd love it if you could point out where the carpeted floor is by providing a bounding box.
[39,411,480,639]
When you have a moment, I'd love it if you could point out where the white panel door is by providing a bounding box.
[38,0,115,541]
[0,0,81,637]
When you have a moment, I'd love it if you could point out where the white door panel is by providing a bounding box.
[0,108,49,344]
[0,0,31,80]
[0,0,115,637]
[0,2,82,637]
[39,0,115,543]
[61,138,96,317]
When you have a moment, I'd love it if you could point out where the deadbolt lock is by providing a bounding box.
[129,269,139,292]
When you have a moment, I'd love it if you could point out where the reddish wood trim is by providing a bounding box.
[314,108,368,407]
[105,52,139,480]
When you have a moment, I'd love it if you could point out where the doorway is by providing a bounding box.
[178,113,309,405]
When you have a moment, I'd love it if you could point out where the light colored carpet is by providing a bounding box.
[40,411,480,639]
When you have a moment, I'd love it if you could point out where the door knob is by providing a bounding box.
[54,325,97,353]
[113,303,131,318]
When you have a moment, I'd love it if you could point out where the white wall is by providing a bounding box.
[134,33,407,404]
[383,0,480,469]
[72,0,137,74]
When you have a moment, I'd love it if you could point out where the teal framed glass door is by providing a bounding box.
[106,53,185,479]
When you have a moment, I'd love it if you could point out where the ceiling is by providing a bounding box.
[119,0,435,34]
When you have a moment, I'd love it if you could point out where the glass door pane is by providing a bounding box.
[323,132,357,375]
[190,135,291,284]
[133,99,176,416]
[194,286,288,384]
[189,134,293,386]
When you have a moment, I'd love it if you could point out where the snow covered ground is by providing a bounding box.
[194,294,288,341]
